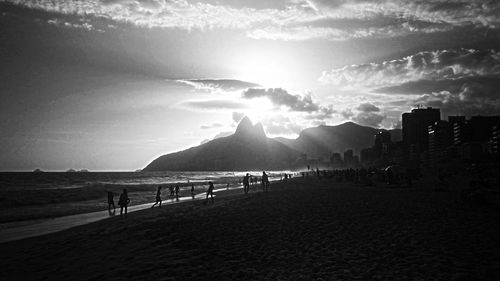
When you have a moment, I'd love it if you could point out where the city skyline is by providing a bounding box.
[1,0,500,170]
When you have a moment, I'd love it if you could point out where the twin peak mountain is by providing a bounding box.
[143,117,401,171]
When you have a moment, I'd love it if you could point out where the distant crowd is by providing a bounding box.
[105,162,499,218]
[106,171,273,217]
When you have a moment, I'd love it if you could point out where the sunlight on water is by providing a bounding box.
[0,170,296,191]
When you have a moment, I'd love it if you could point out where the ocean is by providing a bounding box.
[0,171,292,191]
[0,170,295,223]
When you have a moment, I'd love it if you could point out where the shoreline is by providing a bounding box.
[0,181,244,223]
[0,171,295,223]
[0,183,252,243]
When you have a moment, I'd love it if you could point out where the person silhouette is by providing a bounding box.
[118,189,130,216]
[151,186,162,208]
[206,181,215,203]
[175,185,180,197]
[107,191,115,214]
[169,185,175,197]
[262,171,269,192]
[243,173,251,194]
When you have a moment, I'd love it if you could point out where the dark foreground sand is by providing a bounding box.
[1,178,500,280]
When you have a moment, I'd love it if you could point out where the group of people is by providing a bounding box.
[107,189,130,216]
[242,171,270,194]
[106,171,272,217]
[150,182,216,207]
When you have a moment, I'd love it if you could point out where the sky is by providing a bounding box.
[1,0,499,171]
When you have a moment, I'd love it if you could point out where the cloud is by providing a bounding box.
[242,88,320,112]
[47,18,103,32]
[304,105,336,120]
[338,103,385,127]
[373,75,500,96]
[200,123,223,129]
[357,103,380,113]
[352,112,386,127]
[7,0,500,41]
[177,79,260,92]
[178,99,248,111]
[413,85,500,117]
[232,112,245,123]
[240,88,336,122]
[320,49,500,87]
[247,20,453,41]
[320,48,500,117]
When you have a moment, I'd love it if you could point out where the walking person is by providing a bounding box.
[107,191,115,214]
[206,181,215,203]
[151,186,162,208]
[175,185,180,197]
[243,173,251,194]
[190,183,196,199]
[118,189,130,217]
[262,171,269,192]
[169,185,175,197]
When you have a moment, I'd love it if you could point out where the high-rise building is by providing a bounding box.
[451,116,500,146]
[489,126,499,155]
[448,116,466,145]
[360,147,376,164]
[428,121,453,166]
[402,107,441,158]
[344,149,354,167]
[373,131,391,158]
[330,153,342,167]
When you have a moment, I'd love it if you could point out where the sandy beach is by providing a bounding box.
[1,178,500,280]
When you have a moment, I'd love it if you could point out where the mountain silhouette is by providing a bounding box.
[144,117,303,171]
[274,122,401,158]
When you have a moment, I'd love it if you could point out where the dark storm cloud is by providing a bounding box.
[242,88,320,112]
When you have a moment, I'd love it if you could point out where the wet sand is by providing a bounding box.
[0,182,233,223]
[1,178,500,280]
[0,186,240,243]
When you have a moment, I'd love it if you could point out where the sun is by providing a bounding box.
[242,97,275,123]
